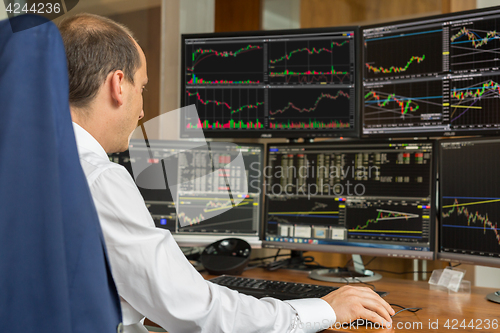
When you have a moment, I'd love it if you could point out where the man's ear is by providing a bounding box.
[110,70,125,107]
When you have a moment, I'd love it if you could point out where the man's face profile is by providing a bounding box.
[120,42,148,152]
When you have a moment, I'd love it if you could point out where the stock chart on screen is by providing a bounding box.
[110,140,264,247]
[362,7,500,137]
[439,138,500,265]
[263,141,436,259]
[181,28,358,138]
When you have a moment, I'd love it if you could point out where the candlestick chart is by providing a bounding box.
[268,88,352,130]
[441,197,500,253]
[449,76,500,128]
[185,42,264,85]
[450,18,500,72]
[184,88,265,130]
[364,28,442,80]
[182,30,358,137]
[440,140,500,256]
[268,38,352,84]
[366,55,426,75]
[363,80,444,128]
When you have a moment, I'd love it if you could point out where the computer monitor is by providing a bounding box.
[181,27,359,139]
[362,6,500,137]
[438,137,500,303]
[110,139,264,247]
[263,140,437,280]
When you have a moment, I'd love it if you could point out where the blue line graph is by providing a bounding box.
[348,232,422,239]
[443,196,500,200]
[271,214,338,219]
[364,95,442,105]
[366,29,442,42]
[443,224,497,230]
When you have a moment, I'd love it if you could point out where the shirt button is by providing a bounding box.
[117,322,123,333]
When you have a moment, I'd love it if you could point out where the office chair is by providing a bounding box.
[0,15,122,333]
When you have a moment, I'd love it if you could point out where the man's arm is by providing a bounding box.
[89,166,336,333]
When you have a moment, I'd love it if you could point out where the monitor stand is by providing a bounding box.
[308,254,382,283]
[486,291,500,303]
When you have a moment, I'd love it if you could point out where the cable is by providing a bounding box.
[343,256,378,269]
[248,254,290,262]
[342,258,352,268]
[364,257,377,266]
[265,252,326,271]
[274,249,281,262]
[353,278,376,291]
[389,303,422,317]
[393,308,422,316]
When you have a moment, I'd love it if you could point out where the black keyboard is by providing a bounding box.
[210,275,387,301]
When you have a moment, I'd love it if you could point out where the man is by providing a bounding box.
[58,13,395,333]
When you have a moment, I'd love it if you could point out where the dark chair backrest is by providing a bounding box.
[0,15,122,333]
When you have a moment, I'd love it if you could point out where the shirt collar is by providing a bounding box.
[72,122,109,160]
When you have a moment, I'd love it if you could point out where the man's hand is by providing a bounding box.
[321,285,395,326]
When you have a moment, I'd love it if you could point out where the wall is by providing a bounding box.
[262,0,300,30]
[299,0,483,28]
[215,0,261,32]
[109,8,161,127]
[158,0,216,141]
[64,0,161,17]
[475,266,500,289]
[477,0,500,7]
[300,0,442,28]
[0,2,7,20]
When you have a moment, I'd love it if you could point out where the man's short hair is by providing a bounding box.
[58,13,141,108]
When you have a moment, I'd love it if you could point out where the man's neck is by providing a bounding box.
[71,110,112,153]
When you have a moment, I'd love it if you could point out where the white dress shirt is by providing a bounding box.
[73,123,336,333]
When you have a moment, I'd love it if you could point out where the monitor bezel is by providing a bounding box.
[360,5,500,139]
[261,139,438,260]
[437,136,500,268]
[180,26,361,139]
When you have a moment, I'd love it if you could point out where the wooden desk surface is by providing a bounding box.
[203,268,500,333]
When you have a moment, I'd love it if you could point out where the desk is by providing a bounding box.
[202,268,499,333]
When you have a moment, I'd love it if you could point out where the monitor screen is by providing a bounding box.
[110,140,264,247]
[263,140,436,259]
[439,137,500,267]
[181,27,359,139]
[362,6,500,137]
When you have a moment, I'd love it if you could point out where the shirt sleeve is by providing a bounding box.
[89,166,335,333]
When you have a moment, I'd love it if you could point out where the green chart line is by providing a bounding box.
[353,209,419,231]
[189,45,262,70]
[270,91,350,116]
[366,55,425,74]
[269,40,349,64]
[186,90,264,114]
